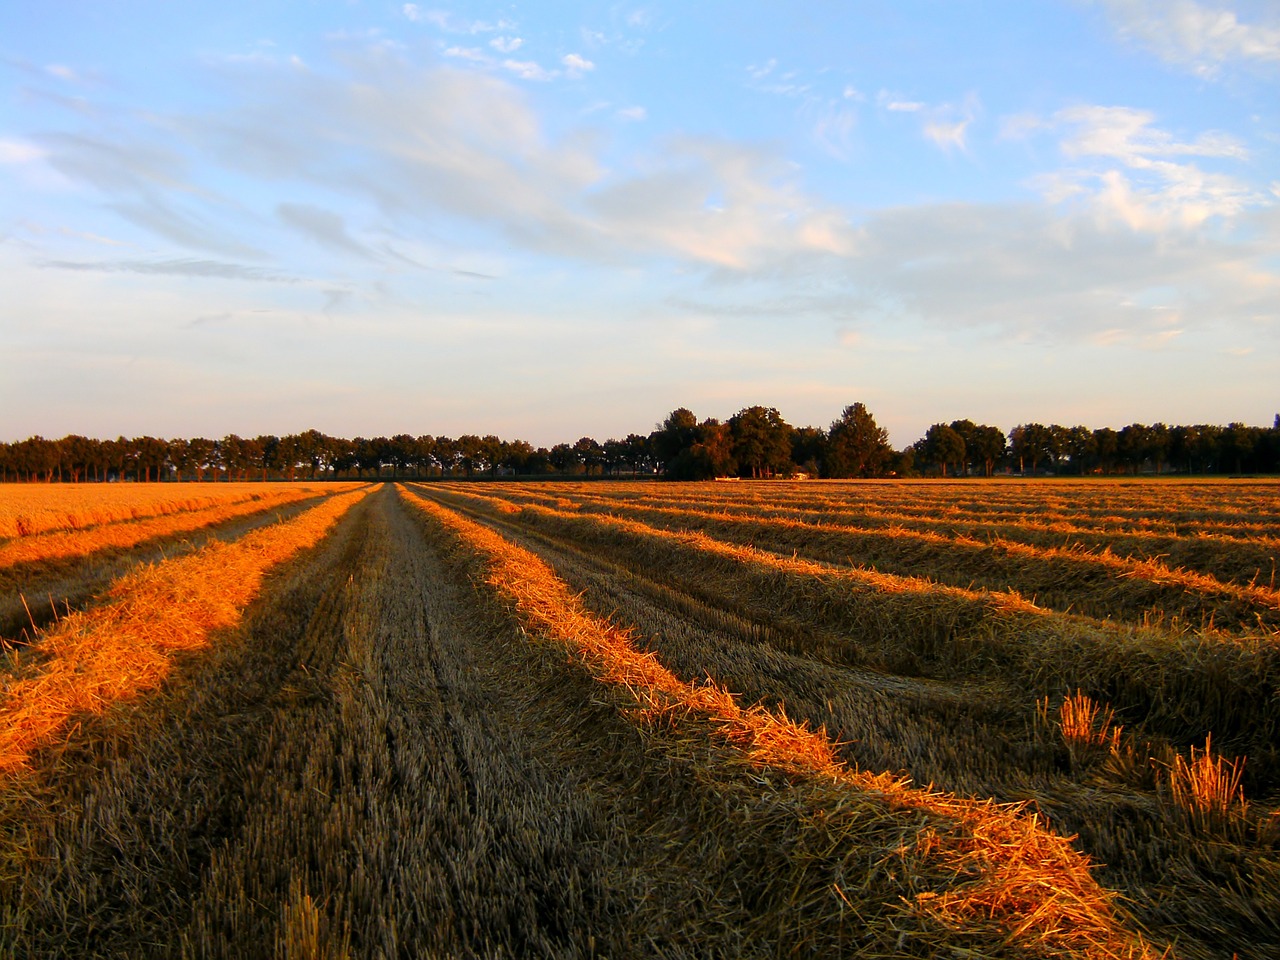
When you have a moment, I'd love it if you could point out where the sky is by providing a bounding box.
[2,1,1278,448]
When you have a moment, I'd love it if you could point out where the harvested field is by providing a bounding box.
[0,482,335,541]
[2,478,1277,958]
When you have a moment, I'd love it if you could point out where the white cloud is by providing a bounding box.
[1057,105,1248,162]
[1029,105,1262,229]
[490,36,523,53]
[45,64,78,82]
[920,95,981,154]
[924,119,970,153]
[562,53,595,77]
[1091,0,1280,75]
[503,59,554,81]
[813,106,857,160]
[0,139,45,163]
[403,5,514,34]
[878,90,924,112]
[747,59,777,80]
[837,199,1280,343]
[444,46,489,63]
[617,106,647,121]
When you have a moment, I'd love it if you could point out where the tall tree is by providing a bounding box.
[825,403,891,478]
[921,423,965,477]
[729,406,793,478]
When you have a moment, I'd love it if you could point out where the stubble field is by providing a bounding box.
[0,478,1277,959]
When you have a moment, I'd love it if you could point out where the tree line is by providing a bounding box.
[2,407,1278,483]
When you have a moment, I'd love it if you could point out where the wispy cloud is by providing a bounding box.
[490,36,523,53]
[502,58,554,81]
[562,53,595,78]
[813,105,857,160]
[1022,105,1261,229]
[877,90,924,112]
[444,46,490,63]
[277,202,372,258]
[402,5,514,34]
[1090,0,1280,75]
[38,257,295,282]
[0,139,45,163]
[617,105,647,122]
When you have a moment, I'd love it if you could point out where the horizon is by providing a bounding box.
[4,2,1278,448]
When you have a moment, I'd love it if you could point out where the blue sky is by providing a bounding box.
[3,1,1278,447]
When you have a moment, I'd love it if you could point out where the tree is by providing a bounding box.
[825,403,891,478]
[790,426,826,478]
[728,406,793,478]
[920,423,965,477]
[970,425,1007,477]
[651,408,701,475]
[1009,423,1053,474]
[573,436,605,475]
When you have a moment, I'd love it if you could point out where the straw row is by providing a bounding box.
[412,483,1280,958]
[0,482,339,541]
[401,484,1162,959]
[525,494,1280,631]
[501,481,1280,586]
[0,486,329,571]
[422,485,1280,771]
[0,485,372,773]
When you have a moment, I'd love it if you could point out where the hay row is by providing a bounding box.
[434,489,1280,959]
[0,486,322,571]
[542,481,1280,556]
[525,494,1280,632]
[401,484,1162,959]
[0,485,372,774]
[421,486,1280,774]
[525,479,1280,537]
[0,482,349,541]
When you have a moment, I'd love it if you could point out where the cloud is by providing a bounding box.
[0,139,45,163]
[924,119,970,153]
[45,64,79,82]
[562,53,595,77]
[922,95,980,154]
[836,199,1280,342]
[402,5,514,34]
[1026,105,1262,228]
[503,58,554,81]
[813,105,857,160]
[878,90,924,112]
[490,36,523,53]
[38,257,295,282]
[1089,0,1280,75]
[444,46,490,63]
[277,202,372,257]
[617,105,647,121]
[108,197,263,258]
